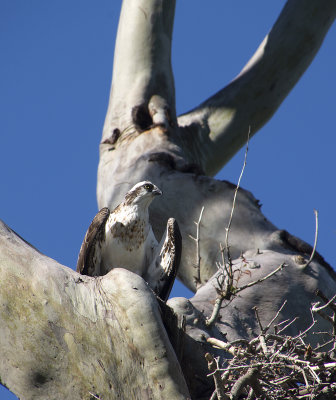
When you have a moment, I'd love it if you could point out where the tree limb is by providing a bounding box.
[102,0,177,144]
[178,0,336,175]
[0,220,190,400]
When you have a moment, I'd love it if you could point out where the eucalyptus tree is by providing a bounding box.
[1,1,336,399]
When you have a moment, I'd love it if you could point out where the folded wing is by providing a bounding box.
[76,207,110,276]
[145,218,182,301]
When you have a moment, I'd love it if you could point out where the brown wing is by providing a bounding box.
[76,207,110,276]
[146,218,182,302]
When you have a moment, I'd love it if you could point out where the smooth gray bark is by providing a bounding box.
[98,0,336,292]
[1,0,336,399]
[178,0,336,175]
[1,220,335,399]
[0,220,190,400]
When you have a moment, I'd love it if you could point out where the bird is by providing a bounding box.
[76,181,181,301]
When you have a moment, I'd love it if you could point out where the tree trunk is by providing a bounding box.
[0,221,190,399]
[1,1,336,399]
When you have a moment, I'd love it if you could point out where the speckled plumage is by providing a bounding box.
[76,181,181,301]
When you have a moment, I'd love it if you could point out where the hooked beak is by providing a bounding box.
[152,187,162,196]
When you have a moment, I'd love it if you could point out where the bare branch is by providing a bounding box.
[312,293,336,313]
[315,289,336,313]
[224,126,250,267]
[230,367,260,400]
[265,300,287,332]
[206,297,226,327]
[301,209,319,269]
[178,0,336,175]
[189,206,205,288]
[102,0,177,142]
[205,352,229,400]
[235,263,286,294]
[276,317,299,335]
[253,307,269,356]
[206,129,250,326]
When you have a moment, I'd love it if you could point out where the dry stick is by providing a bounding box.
[313,291,336,353]
[207,337,246,357]
[230,367,261,400]
[253,306,269,357]
[205,352,229,400]
[311,293,336,313]
[224,126,250,267]
[315,289,336,313]
[89,393,101,400]
[205,262,286,327]
[206,128,250,326]
[276,316,299,334]
[212,362,283,372]
[206,297,226,327]
[234,263,286,294]
[294,316,317,340]
[253,306,264,332]
[265,300,287,333]
[189,205,205,288]
[302,209,319,269]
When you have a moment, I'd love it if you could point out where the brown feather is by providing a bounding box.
[76,207,110,275]
[150,218,182,302]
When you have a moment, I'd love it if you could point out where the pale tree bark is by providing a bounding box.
[1,1,336,399]
[0,221,190,399]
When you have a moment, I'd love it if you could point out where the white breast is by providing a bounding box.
[101,206,158,276]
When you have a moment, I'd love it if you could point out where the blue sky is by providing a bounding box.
[1,1,335,398]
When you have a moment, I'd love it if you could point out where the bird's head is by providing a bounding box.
[124,181,162,207]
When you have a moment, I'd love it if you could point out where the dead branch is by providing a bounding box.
[312,293,336,313]
[206,129,250,326]
[301,209,319,269]
[235,263,286,295]
[230,367,262,400]
[223,126,250,268]
[189,205,205,288]
[206,300,336,400]
[205,352,229,400]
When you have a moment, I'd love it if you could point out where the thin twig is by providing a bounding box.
[276,316,299,334]
[223,126,250,267]
[253,306,264,333]
[253,307,269,356]
[311,293,336,313]
[206,128,250,326]
[293,314,317,341]
[315,289,336,313]
[265,300,287,333]
[206,263,286,327]
[302,209,318,269]
[189,206,205,288]
[211,362,282,372]
[205,352,229,400]
[235,263,286,294]
[89,393,101,400]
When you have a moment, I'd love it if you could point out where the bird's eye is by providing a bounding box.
[144,184,152,191]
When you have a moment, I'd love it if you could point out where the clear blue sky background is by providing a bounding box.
[1,1,335,398]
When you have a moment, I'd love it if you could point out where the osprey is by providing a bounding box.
[76,181,181,301]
